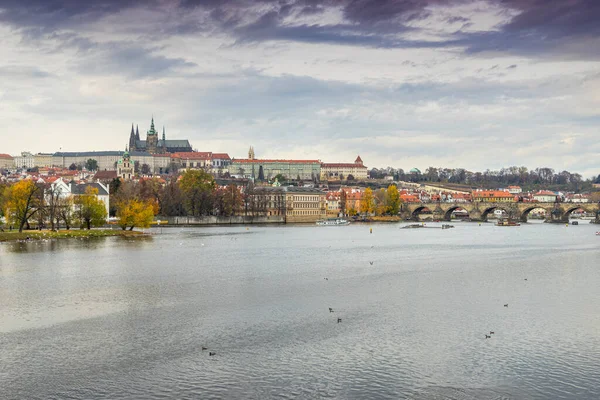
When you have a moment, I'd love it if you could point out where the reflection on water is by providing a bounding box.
[1,234,153,254]
[1,223,600,399]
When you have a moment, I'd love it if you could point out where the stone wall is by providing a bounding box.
[159,216,285,225]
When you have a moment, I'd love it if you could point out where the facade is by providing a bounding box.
[228,147,320,181]
[13,152,35,169]
[471,190,515,202]
[212,153,232,170]
[52,151,170,175]
[129,118,193,154]
[0,153,14,169]
[507,186,522,194]
[533,190,558,203]
[50,179,110,218]
[173,152,212,169]
[326,192,341,215]
[320,156,368,181]
[34,153,54,167]
[117,152,134,180]
[285,187,327,223]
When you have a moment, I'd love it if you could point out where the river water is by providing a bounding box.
[1,222,600,399]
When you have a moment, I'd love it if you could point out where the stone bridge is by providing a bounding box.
[400,202,600,223]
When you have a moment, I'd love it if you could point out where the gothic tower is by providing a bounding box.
[147,117,159,154]
[128,124,136,152]
[248,146,255,160]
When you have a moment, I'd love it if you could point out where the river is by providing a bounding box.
[1,222,600,399]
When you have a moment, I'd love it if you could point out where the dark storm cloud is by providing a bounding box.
[1,0,600,58]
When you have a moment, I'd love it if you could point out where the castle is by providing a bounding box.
[128,117,193,154]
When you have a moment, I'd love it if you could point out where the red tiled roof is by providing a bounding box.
[321,163,367,168]
[0,153,14,159]
[534,190,556,196]
[93,171,118,180]
[212,153,231,160]
[172,152,212,159]
[355,155,363,163]
[472,190,513,198]
[233,159,320,164]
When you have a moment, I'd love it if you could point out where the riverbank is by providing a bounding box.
[0,229,145,242]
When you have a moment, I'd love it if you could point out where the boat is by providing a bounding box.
[596,232,600,236]
[441,224,454,229]
[496,218,520,227]
[316,218,350,226]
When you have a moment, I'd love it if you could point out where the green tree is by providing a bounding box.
[69,163,78,171]
[274,174,286,183]
[385,184,401,215]
[3,180,41,232]
[85,159,98,171]
[339,190,347,215]
[360,188,375,215]
[74,187,107,229]
[141,163,151,175]
[179,169,216,216]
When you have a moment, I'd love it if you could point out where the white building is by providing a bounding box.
[320,156,368,181]
[50,178,110,218]
[533,190,557,202]
[13,152,35,169]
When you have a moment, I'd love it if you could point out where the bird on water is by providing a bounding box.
[337,318,342,323]
[504,304,509,307]
[485,334,491,339]
[209,352,216,356]
[202,347,208,351]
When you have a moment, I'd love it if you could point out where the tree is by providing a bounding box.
[274,173,286,183]
[134,160,140,174]
[3,180,41,232]
[57,196,74,230]
[385,185,401,215]
[347,174,355,181]
[117,199,155,230]
[215,184,243,216]
[69,163,78,171]
[74,187,107,229]
[141,163,151,175]
[340,190,347,215]
[179,169,216,216]
[160,179,185,216]
[44,183,64,231]
[85,159,98,171]
[360,188,375,215]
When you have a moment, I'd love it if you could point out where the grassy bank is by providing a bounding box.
[0,229,145,242]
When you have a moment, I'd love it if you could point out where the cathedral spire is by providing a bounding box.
[135,124,140,140]
[162,126,166,141]
[128,123,136,151]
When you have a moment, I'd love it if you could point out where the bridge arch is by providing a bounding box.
[443,206,469,221]
[519,206,550,223]
[411,206,432,220]
[481,205,511,221]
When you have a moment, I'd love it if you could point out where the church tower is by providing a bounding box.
[128,124,136,152]
[146,117,158,154]
[248,146,255,160]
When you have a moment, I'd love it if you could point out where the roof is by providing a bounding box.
[0,153,14,159]
[534,190,556,196]
[212,153,231,160]
[322,163,367,168]
[172,152,212,159]
[70,182,109,196]
[54,151,152,157]
[135,140,192,148]
[472,190,514,198]
[93,171,118,180]
[355,155,363,163]
[232,159,321,164]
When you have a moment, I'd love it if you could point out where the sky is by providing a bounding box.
[0,0,599,177]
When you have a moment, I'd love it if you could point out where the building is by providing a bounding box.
[533,190,558,203]
[52,151,171,175]
[0,154,14,169]
[507,186,522,194]
[285,187,327,223]
[211,153,232,171]
[50,179,110,218]
[326,191,341,215]
[13,152,35,169]
[229,148,320,181]
[471,190,515,202]
[320,156,368,181]
[128,118,193,154]
[173,152,212,169]
[117,151,134,180]
[33,153,54,168]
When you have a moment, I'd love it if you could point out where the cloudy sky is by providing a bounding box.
[1,0,599,176]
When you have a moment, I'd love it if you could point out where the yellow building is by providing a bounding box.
[320,156,368,181]
[285,187,327,223]
[471,190,515,202]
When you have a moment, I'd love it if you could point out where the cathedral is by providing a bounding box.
[128,117,193,154]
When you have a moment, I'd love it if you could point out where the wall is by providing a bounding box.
[160,216,285,225]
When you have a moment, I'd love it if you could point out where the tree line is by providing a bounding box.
[369,166,598,192]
